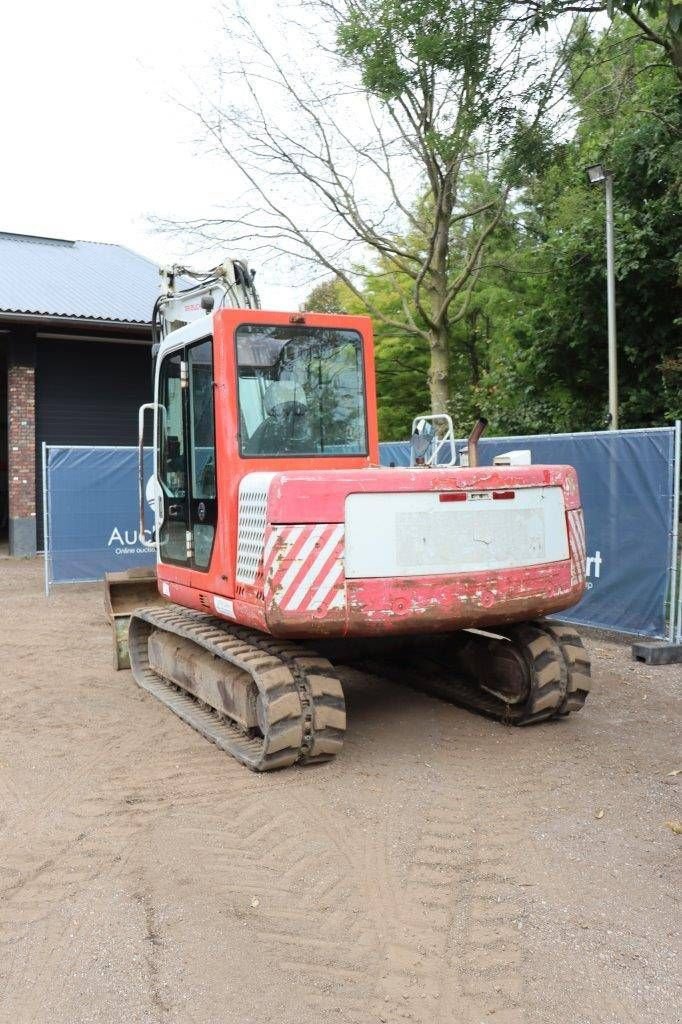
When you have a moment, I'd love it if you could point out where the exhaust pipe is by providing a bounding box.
[467,417,488,468]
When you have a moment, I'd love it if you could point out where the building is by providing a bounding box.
[0,231,159,556]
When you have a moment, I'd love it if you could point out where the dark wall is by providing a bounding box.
[0,340,7,535]
[36,337,152,546]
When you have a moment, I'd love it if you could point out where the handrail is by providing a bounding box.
[410,413,456,467]
[138,403,158,548]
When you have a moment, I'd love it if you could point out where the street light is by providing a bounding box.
[586,163,607,185]
[586,163,618,430]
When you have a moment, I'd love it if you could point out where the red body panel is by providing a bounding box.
[267,464,582,522]
[256,500,585,637]
[159,547,584,641]
[155,308,587,639]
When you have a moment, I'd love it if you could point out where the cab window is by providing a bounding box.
[236,325,367,457]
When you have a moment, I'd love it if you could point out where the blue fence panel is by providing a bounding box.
[379,442,413,467]
[380,429,676,638]
[46,446,156,585]
[46,432,675,637]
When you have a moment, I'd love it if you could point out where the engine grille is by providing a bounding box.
[236,474,274,585]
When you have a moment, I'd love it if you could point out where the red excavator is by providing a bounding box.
[106,260,590,771]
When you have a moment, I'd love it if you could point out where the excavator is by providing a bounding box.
[105,260,591,771]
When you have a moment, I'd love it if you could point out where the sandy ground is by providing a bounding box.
[0,558,680,1024]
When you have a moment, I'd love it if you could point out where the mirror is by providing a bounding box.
[411,418,435,460]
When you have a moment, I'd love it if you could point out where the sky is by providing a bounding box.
[0,0,305,308]
[1,2,587,314]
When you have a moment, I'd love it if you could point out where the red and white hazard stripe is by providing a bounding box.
[567,509,586,586]
[264,524,345,614]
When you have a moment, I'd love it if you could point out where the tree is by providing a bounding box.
[319,13,681,437]
[175,0,575,415]
[518,1,682,82]
[302,277,348,314]
[473,14,682,432]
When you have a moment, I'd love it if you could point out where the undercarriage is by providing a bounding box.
[128,605,591,771]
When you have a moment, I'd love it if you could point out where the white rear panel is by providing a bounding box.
[344,487,568,579]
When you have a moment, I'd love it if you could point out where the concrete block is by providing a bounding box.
[631,641,682,666]
[9,516,37,558]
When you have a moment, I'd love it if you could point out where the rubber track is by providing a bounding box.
[532,621,591,714]
[128,605,345,771]
[375,623,577,726]
[498,623,568,724]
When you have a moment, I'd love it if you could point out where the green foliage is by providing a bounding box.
[527,2,682,81]
[305,15,680,439]
[489,16,682,433]
[302,278,348,314]
[337,0,506,105]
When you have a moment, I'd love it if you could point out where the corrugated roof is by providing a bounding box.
[0,231,161,324]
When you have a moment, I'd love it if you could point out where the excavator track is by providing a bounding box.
[128,605,346,771]
[364,622,589,726]
[531,621,592,715]
[127,608,588,770]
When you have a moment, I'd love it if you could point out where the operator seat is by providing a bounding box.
[242,380,313,455]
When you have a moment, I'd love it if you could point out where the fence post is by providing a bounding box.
[673,420,681,643]
[42,442,50,597]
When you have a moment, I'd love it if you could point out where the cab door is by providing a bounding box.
[157,350,190,568]
[186,338,217,573]
[157,337,217,575]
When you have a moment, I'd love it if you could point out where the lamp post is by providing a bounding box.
[586,163,618,430]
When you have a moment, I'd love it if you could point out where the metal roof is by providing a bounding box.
[0,231,161,325]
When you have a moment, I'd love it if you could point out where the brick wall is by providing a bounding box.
[8,339,36,522]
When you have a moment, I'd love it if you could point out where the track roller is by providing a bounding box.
[128,605,346,771]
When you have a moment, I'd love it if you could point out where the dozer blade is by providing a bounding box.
[104,567,166,670]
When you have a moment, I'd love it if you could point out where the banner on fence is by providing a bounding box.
[44,428,678,639]
[380,428,677,638]
[44,446,156,587]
